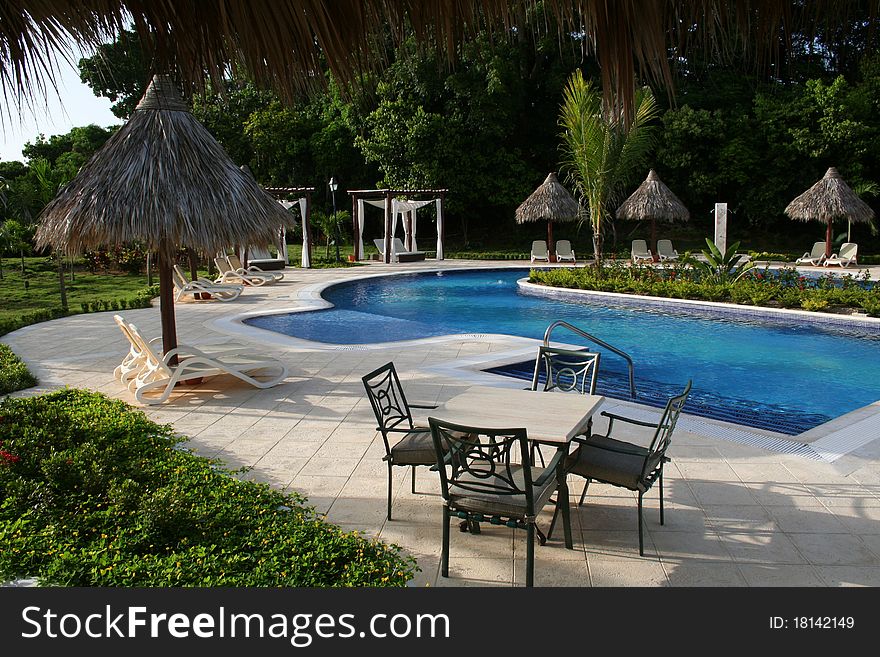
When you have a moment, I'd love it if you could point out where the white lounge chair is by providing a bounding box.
[227,254,284,281]
[373,237,425,262]
[656,239,679,262]
[172,265,243,302]
[213,256,273,286]
[123,320,287,405]
[113,315,256,384]
[631,239,654,263]
[796,242,826,266]
[824,242,858,268]
[555,240,576,263]
[246,245,287,271]
[531,240,549,263]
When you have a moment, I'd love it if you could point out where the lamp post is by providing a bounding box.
[329,176,340,262]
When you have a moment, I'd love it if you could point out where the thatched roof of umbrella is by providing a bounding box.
[785,167,875,259]
[785,167,874,225]
[36,76,288,255]
[515,173,580,225]
[35,74,291,360]
[3,2,863,122]
[616,169,689,223]
[515,172,579,262]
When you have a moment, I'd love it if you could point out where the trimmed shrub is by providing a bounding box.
[0,345,37,394]
[0,390,417,586]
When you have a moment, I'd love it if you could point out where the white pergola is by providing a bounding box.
[349,188,448,263]
[265,186,315,268]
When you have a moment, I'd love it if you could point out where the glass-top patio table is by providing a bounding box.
[426,385,605,550]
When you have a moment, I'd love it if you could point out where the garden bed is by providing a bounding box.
[0,390,417,586]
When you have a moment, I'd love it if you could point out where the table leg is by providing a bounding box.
[556,462,573,550]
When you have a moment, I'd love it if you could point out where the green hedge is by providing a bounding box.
[448,251,529,260]
[530,262,880,316]
[0,390,417,586]
[0,285,160,338]
[0,345,37,395]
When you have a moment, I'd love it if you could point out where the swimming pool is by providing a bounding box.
[244,268,880,435]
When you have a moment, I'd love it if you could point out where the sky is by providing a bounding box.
[1,56,121,163]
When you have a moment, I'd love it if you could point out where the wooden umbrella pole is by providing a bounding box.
[157,238,179,365]
[825,220,833,259]
[547,219,555,263]
[651,218,658,262]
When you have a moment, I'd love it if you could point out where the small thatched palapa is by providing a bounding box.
[36,74,291,358]
[785,167,875,258]
[616,169,689,256]
[516,172,579,261]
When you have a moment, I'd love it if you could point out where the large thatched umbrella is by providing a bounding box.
[6,3,861,129]
[616,169,689,258]
[784,167,875,259]
[35,75,290,359]
[515,173,580,262]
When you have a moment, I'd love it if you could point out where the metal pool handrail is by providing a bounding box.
[542,320,637,398]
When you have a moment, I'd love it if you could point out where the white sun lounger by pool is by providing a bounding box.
[530,240,549,263]
[823,242,858,268]
[796,242,826,266]
[555,240,576,263]
[227,254,284,281]
[373,238,425,262]
[172,265,243,302]
[213,257,274,286]
[656,239,679,262]
[631,239,654,263]
[112,315,257,384]
[122,319,287,405]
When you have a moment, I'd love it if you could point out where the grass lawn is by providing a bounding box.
[0,257,156,326]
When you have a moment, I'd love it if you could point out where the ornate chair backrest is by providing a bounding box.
[531,346,600,395]
[641,381,692,484]
[362,362,415,454]
[428,418,534,516]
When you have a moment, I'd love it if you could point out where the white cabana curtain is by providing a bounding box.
[357,198,366,259]
[393,198,434,252]
[435,198,443,259]
[297,197,310,268]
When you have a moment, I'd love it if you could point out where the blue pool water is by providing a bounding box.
[245,269,880,435]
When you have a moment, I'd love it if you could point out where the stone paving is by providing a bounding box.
[3,259,880,587]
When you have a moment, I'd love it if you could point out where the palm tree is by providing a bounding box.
[559,70,658,263]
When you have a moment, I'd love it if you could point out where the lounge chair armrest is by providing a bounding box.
[533,447,566,487]
[408,402,439,409]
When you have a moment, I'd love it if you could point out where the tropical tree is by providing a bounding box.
[559,70,659,262]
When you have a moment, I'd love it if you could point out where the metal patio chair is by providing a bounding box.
[530,345,601,465]
[560,381,692,555]
[428,417,569,587]
[362,362,440,520]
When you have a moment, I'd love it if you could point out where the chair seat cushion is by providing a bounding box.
[449,465,557,518]
[390,430,437,465]
[565,435,661,492]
